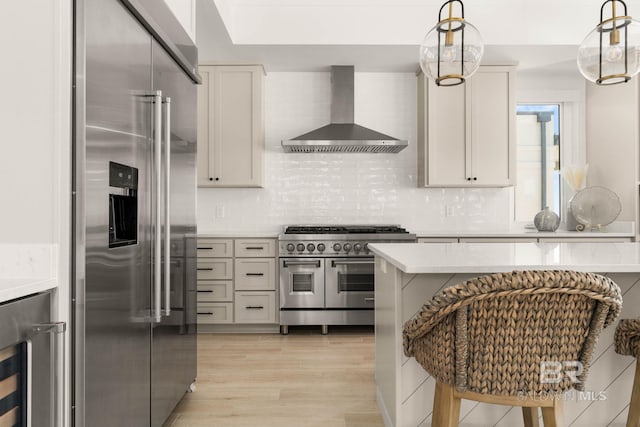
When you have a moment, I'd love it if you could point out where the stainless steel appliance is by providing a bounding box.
[278,225,416,333]
[73,0,198,426]
[0,291,65,427]
[281,66,408,153]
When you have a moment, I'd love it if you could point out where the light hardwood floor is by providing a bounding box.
[164,327,385,427]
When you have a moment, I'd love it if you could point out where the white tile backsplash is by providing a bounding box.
[197,72,513,234]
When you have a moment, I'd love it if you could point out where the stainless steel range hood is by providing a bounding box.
[282,66,408,153]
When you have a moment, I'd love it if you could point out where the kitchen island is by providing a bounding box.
[369,242,640,427]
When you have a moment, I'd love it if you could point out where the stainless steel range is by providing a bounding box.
[278,225,416,334]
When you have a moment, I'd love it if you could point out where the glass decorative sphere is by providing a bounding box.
[577,17,640,85]
[419,19,484,86]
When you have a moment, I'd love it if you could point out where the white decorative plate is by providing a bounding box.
[569,186,621,230]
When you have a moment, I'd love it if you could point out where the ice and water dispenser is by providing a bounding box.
[108,161,138,248]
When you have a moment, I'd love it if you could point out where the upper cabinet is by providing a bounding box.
[417,66,516,187]
[197,65,265,187]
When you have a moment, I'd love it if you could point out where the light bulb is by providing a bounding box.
[606,44,623,62]
[441,45,456,62]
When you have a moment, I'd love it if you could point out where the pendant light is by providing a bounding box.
[577,0,640,85]
[419,0,484,86]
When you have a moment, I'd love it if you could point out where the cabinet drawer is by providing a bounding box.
[197,239,233,258]
[197,259,233,280]
[197,281,233,302]
[197,303,233,324]
[234,292,276,324]
[234,258,276,290]
[234,239,276,257]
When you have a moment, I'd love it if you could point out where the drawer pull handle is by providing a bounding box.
[364,297,375,302]
[197,247,213,250]
[245,246,264,250]
[245,306,264,310]
[198,312,214,315]
[246,273,264,276]
[197,290,214,293]
[197,268,214,271]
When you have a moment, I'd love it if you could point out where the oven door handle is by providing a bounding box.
[331,260,375,267]
[32,321,66,427]
[282,260,321,268]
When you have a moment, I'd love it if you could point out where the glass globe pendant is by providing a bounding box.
[419,0,484,86]
[577,0,640,85]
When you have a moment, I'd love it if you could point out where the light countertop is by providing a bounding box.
[198,231,279,238]
[0,278,57,303]
[368,241,640,274]
[0,244,58,303]
[414,221,634,239]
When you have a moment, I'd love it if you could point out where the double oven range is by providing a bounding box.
[278,225,416,334]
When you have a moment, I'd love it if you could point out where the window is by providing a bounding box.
[515,104,561,222]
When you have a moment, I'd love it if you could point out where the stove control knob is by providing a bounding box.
[333,243,342,252]
[286,243,295,252]
[307,243,316,252]
[353,243,362,252]
[343,243,352,252]
[296,243,305,252]
[317,243,326,252]
[363,243,370,253]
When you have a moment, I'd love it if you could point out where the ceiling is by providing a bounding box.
[196,0,607,74]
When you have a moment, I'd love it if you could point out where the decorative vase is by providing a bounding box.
[566,194,580,231]
[534,207,560,232]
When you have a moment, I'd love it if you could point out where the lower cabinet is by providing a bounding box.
[234,291,276,323]
[196,237,278,330]
[197,303,233,324]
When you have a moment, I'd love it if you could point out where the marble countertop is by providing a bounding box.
[0,244,58,303]
[414,221,634,238]
[369,241,640,274]
[0,278,57,303]
[198,231,279,238]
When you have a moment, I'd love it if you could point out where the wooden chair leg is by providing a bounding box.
[627,359,640,427]
[432,381,461,427]
[522,407,540,427]
[541,398,564,427]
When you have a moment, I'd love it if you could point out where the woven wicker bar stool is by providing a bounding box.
[403,270,622,427]
[614,319,640,427]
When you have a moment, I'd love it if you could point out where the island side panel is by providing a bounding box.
[375,257,404,427]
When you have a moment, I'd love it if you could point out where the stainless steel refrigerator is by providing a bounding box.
[73,0,199,426]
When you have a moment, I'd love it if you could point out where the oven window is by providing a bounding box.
[291,274,314,292]
[0,343,26,427]
[337,273,374,293]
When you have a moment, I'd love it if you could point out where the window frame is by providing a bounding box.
[514,88,586,221]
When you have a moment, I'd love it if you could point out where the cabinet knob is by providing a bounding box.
[209,177,213,181]
[473,177,477,181]
[215,177,219,181]
[466,177,471,181]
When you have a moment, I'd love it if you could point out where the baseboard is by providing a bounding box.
[197,324,280,334]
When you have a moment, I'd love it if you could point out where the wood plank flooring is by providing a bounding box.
[164,327,384,427]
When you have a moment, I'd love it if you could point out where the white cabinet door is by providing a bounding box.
[419,76,467,186]
[418,66,515,187]
[469,68,515,186]
[197,65,265,187]
[234,292,276,323]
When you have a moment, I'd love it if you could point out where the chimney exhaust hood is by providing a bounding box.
[281,66,408,153]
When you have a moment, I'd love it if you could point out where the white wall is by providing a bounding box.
[586,79,638,222]
[164,0,196,42]
[198,72,513,233]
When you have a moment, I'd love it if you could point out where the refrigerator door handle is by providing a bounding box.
[32,322,66,427]
[163,97,172,317]
[154,91,163,323]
